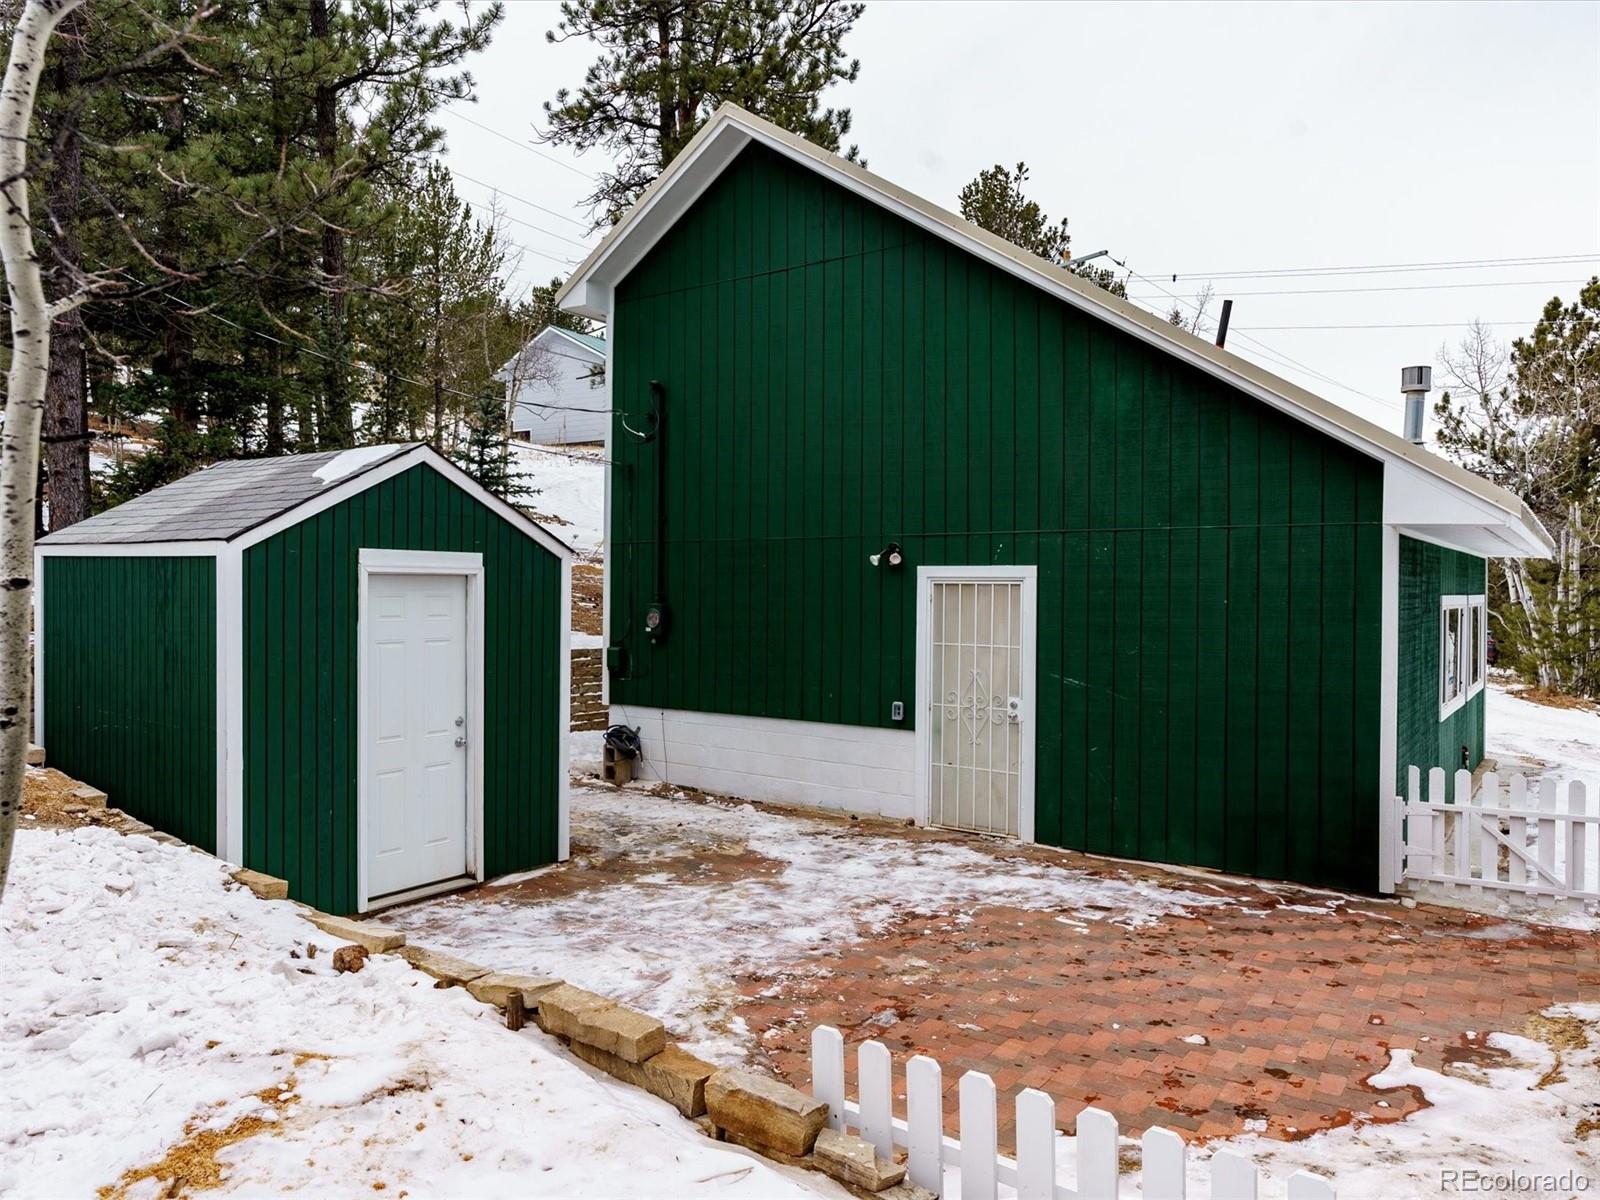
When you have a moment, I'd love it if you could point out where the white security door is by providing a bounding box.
[927,577,1029,837]
[365,572,469,900]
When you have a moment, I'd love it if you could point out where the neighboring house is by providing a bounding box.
[499,325,608,445]
[35,443,573,914]
[558,104,1551,894]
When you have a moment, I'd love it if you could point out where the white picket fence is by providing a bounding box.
[809,1026,1335,1199]
[1390,765,1600,908]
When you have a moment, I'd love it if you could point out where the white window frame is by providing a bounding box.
[1439,593,1487,719]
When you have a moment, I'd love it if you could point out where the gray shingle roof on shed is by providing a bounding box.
[40,444,418,545]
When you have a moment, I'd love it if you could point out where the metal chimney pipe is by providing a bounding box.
[1400,365,1432,445]
[1214,299,1233,349]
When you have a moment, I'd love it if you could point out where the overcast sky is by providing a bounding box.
[440,1,1600,435]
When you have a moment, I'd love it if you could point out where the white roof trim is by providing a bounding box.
[558,104,1552,560]
[540,326,606,359]
[230,443,574,559]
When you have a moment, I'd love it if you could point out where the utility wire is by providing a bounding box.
[1130,276,1592,301]
[447,166,596,244]
[1164,252,1598,281]
[1117,261,1398,408]
[185,303,614,418]
[1238,319,1530,332]
[440,106,600,182]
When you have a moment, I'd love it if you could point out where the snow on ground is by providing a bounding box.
[1487,678,1600,779]
[1477,683,1600,916]
[1193,1011,1600,1200]
[391,785,1230,1064]
[0,825,841,1199]
[511,442,605,558]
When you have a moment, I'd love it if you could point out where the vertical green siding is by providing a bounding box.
[43,555,216,847]
[610,144,1386,892]
[1397,536,1487,787]
[243,464,563,914]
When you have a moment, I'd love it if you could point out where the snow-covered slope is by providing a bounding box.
[0,826,837,1198]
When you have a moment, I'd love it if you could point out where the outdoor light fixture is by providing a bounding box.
[869,542,904,569]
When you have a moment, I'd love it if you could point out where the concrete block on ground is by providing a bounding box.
[232,868,289,901]
[568,1041,716,1118]
[814,1128,906,1191]
[68,784,107,808]
[304,912,406,954]
[25,744,44,767]
[398,944,491,986]
[465,972,563,1010]
[536,983,666,1063]
[705,1068,829,1158]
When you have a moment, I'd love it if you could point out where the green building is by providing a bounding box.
[35,443,572,914]
[560,105,1550,894]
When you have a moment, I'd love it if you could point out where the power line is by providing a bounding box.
[1118,262,1398,408]
[1164,252,1599,282]
[1130,276,1592,301]
[448,166,594,241]
[184,303,614,418]
[453,195,582,269]
[1238,319,1530,332]
[440,106,600,182]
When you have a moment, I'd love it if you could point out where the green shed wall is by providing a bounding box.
[609,144,1386,892]
[1396,536,1486,788]
[42,555,217,847]
[243,463,564,913]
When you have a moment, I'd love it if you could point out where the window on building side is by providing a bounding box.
[1440,594,1487,718]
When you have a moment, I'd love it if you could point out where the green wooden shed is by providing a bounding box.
[558,103,1554,895]
[34,443,572,913]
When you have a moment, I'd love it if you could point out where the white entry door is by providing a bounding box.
[365,572,469,900]
[922,573,1035,838]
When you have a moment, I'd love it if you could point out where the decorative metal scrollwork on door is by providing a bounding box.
[943,667,1009,747]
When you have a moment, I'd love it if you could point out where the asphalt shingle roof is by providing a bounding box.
[41,444,418,545]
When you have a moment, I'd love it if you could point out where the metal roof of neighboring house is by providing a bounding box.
[40,443,418,544]
[496,325,606,382]
[557,103,1552,559]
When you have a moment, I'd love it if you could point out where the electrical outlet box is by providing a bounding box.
[891,700,905,722]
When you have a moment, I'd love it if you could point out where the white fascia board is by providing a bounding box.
[230,445,574,561]
[542,326,606,362]
[561,106,1549,555]
[1383,460,1550,557]
[35,540,226,556]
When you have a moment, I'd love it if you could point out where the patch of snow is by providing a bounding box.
[0,825,839,1198]
[572,631,605,649]
[1182,1033,1208,1045]
[1199,1009,1600,1200]
[389,786,1224,1062]
[510,443,604,557]
[312,444,403,485]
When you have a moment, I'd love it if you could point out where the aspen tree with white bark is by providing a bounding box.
[1433,283,1600,696]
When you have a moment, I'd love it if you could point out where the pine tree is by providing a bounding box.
[957,162,1126,298]
[1433,282,1600,694]
[453,385,528,501]
[542,0,863,222]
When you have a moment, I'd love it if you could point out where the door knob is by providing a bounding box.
[454,736,467,748]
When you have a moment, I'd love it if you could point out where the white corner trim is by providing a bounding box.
[31,547,44,750]
[558,553,572,861]
[912,564,1039,843]
[600,307,614,709]
[1377,525,1399,894]
[218,543,245,863]
[355,550,487,914]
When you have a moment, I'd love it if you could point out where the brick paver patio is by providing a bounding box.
[734,859,1600,1148]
